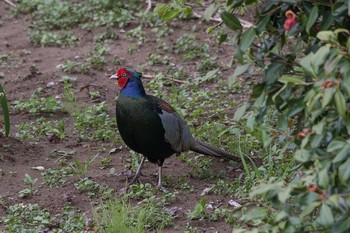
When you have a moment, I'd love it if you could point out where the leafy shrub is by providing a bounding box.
[156,0,350,232]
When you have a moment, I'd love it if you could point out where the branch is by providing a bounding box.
[4,0,16,8]
[192,11,255,28]
[144,0,152,14]
[142,74,188,84]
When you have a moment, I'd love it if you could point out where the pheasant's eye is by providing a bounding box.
[122,73,127,77]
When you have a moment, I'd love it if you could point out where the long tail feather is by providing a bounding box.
[190,140,241,163]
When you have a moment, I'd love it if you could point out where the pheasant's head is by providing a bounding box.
[110,67,145,97]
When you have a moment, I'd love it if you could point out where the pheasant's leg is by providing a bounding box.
[156,165,162,189]
[129,156,146,185]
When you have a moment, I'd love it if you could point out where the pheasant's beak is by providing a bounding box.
[110,74,118,80]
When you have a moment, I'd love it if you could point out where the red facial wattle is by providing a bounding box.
[116,67,131,89]
[118,77,129,89]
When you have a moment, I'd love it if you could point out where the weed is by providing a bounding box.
[62,82,76,102]
[184,223,198,233]
[13,89,62,114]
[213,180,235,195]
[127,43,139,54]
[184,155,214,179]
[73,102,117,141]
[69,148,99,180]
[93,199,145,233]
[41,167,71,187]
[16,117,65,142]
[18,174,38,198]
[147,53,170,65]
[0,53,12,67]
[74,178,114,198]
[100,157,113,167]
[54,204,91,232]
[187,196,207,220]
[88,43,108,70]
[2,203,51,232]
[174,34,210,61]
[135,197,174,230]
[29,30,77,47]
[94,30,118,42]
[126,26,145,44]
[61,60,89,74]
[196,57,219,72]
[89,91,101,100]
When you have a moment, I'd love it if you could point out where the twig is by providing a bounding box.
[142,74,188,84]
[192,11,255,28]
[145,0,152,14]
[4,0,16,8]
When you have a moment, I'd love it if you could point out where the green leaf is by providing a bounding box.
[317,204,334,226]
[246,114,255,131]
[263,62,285,85]
[306,5,319,34]
[256,16,270,34]
[327,139,346,152]
[154,3,170,16]
[0,83,10,136]
[277,114,288,131]
[318,168,329,189]
[161,9,181,20]
[229,63,251,86]
[334,89,346,117]
[278,186,292,203]
[239,27,256,52]
[278,75,305,84]
[233,103,247,122]
[218,34,228,44]
[203,4,218,21]
[333,144,350,163]
[300,202,321,219]
[339,157,350,183]
[220,11,243,30]
[317,31,334,41]
[322,87,335,108]
[294,149,314,162]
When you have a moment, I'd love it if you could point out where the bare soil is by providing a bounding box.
[0,2,244,232]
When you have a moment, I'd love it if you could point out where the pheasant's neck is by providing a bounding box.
[120,80,146,98]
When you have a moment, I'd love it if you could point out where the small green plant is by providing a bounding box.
[187,196,207,220]
[13,89,62,114]
[29,30,77,47]
[0,53,12,67]
[2,203,52,232]
[69,149,99,180]
[93,199,145,233]
[174,34,210,61]
[18,174,38,198]
[126,26,145,44]
[74,178,114,198]
[89,91,101,100]
[61,60,89,74]
[16,117,65,142]
[0,83,10,136]
[147,53,170,65]
[41,167,71,187]
[73,102,118,141]
[88,43,108,70]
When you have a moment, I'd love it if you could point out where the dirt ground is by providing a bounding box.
[0,2,244,232]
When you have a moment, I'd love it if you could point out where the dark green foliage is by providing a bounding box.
[155,0,350,231]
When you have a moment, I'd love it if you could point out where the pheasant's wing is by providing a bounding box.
[146,95,194,152]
